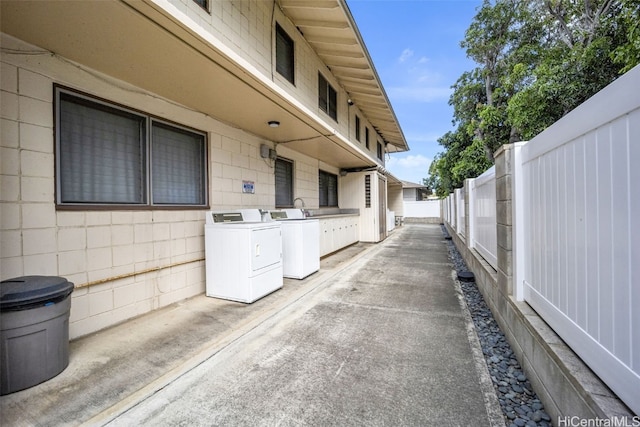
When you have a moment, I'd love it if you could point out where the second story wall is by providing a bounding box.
[164,0,386,166]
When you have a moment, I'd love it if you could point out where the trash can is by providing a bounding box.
[0,275,74,395]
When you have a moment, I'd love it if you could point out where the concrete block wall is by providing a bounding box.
[165,0,385,163]
[0,33,322,339]
[445,143,635,422]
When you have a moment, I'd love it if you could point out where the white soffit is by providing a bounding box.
[278,0,409,153]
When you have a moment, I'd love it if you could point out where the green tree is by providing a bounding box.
[611,0,640,72]
[428,0,639,196]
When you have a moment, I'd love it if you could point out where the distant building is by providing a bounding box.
[402,181,431,201]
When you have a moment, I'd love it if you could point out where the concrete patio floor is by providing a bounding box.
[0,224,504,427]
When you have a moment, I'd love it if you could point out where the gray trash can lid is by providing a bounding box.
[1,276,74,310]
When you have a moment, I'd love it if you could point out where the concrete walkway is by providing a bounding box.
[0,224,504,426]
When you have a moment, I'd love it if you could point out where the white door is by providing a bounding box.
[378,175,387,241]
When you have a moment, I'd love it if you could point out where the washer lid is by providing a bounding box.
[0,276,74,310]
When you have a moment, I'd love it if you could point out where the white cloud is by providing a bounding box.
[386,154,433,184]
[405,132,442,144]
[418,56,429,64]
[398,48,414,62]
[387,86,452,103]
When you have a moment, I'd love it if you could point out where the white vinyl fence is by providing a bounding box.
[468,167,497,269]
[442,65,640,415]
[518,67,640,416]
[404,200,441,218]
[455,189,465,236]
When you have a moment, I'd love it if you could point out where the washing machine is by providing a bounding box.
[204,209,282,303]
[270,209,320,279]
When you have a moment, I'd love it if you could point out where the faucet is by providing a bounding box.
[293,197,306,208]
[258,208,270,222]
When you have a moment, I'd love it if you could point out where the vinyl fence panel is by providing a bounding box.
[471,167,497,269]
[520,66,640,415]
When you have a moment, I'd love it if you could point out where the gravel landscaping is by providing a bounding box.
[442,225,554,427]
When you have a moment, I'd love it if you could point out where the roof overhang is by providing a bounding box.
[1,0,407,168]
[278,0,409,153]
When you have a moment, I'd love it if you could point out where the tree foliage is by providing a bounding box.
[427,0,639,197]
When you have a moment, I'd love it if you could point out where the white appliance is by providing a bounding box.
[205,209,282,303]
[270,209,320,279]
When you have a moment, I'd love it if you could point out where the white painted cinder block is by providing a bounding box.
[22,203,56,229]
[112,244,134,268]
[86,247,112,271]
[111,225,134,246]
[20,122,53,153]
[87,226,112,249]
[22,227,57,255]
[0,146,19,175]
[86,211,111,226]
[22,252,57,275]
[0,256,23,279]
[21,176,54,202]
[21,150,53,178]
[56,211,86,227]
[19,69,52,102]
[19,96,52,127]
[58,249,87,276]
[1,118,19,148]
[0,230,22,257]
[1,91,19,121]
[111,211,134,225]
[88,290,114,317]
[134,223,154,244]
[69,292,89,324]
[1,62,18,93]
[58,227,86,252]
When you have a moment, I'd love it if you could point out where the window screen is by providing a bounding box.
[355,116,361,142]
[319,170,338,207]
[275,157,294,207]
[276,24,295,84]
[58,93,146,204]
[56,87,207,207]
[318,73,337,121]
[152,123,206,205]
[365,127,370,149]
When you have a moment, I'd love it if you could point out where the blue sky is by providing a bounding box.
[347,0,482,184]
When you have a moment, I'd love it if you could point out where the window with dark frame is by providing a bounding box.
[275,157,294,207]
[365,127,370,149]
[318,73,337,121]
[355,115,361,142]
[192,0,208,11]
[275,24,295,84]
[319,170,338,207]
[55,87,207,207]
[377,141,384,160]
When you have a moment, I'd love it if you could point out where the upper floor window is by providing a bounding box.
[365,127,370,149]
[355,115,361,142]
[276,24,295,84]
[192,0,208,11]
[377,141,384,160]
[55,87,207,208]
[319,170,338,207]
[318,73,337,121]
[275,157,294,207]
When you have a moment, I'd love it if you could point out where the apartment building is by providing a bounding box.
[0,0,409,338]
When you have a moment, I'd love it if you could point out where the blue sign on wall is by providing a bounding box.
[242,180,255,194]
